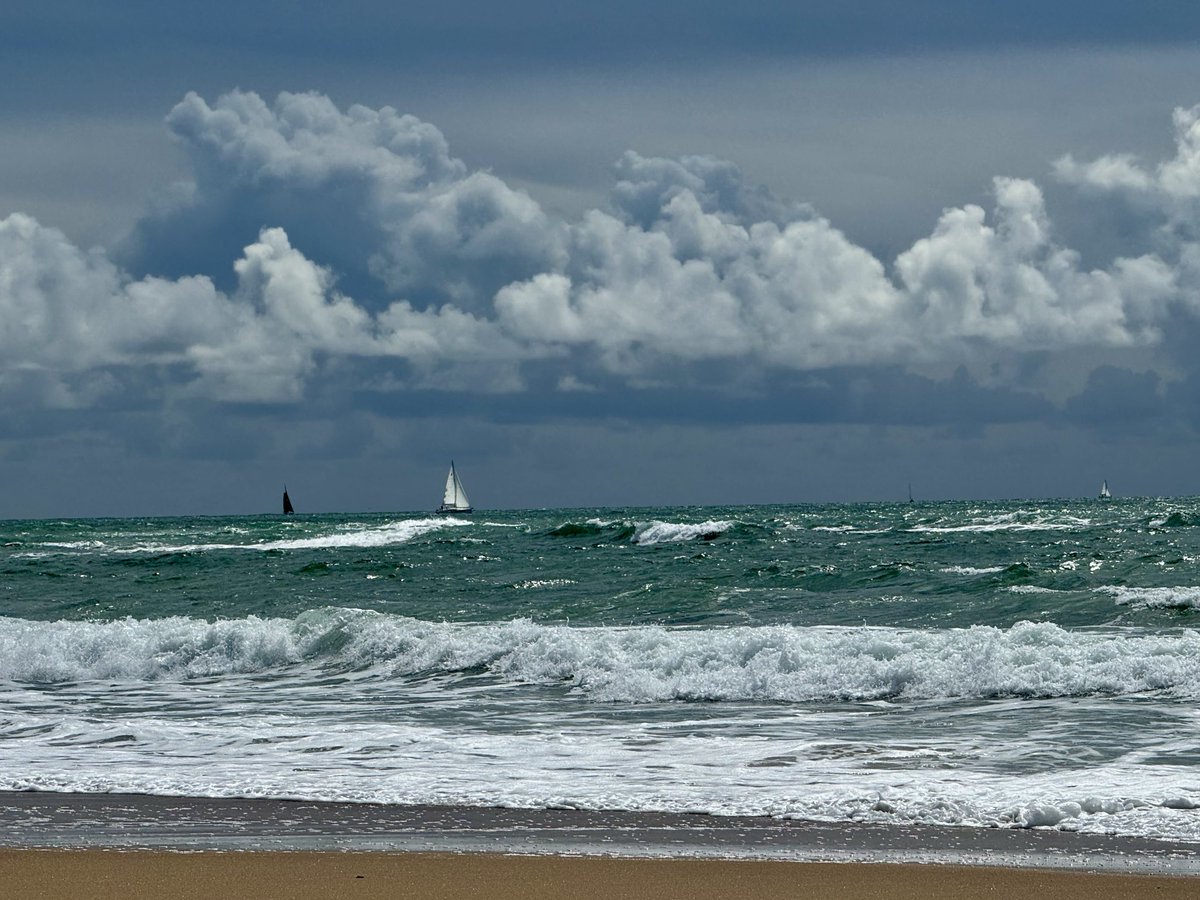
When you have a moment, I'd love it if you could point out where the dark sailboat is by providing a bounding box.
[283,486,295,515]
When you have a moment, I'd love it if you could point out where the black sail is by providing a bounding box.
[283,488,294,515]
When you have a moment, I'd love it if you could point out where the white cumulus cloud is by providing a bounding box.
[147,90,566,313]
[3,90,1200,410]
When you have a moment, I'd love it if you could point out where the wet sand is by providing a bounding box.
[1,792,1198,898]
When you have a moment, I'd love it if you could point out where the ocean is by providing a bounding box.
[3,500,1200,845]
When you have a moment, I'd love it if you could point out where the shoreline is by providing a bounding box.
[1,792,1197,874]
[4,793,1199,899]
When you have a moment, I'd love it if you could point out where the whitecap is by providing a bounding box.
[632,520,733,545]
[113,517,469,555]
[1097,585,1200,609]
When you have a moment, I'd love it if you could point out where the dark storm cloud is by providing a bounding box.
[119,91,564,307]
[1064,367,1166,427]
[348,365,1055,430]
[7,2,1200,72]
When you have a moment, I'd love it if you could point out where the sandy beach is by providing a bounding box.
[3,849,1200,900]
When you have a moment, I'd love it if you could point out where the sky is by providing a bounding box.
[5,2,1200,515]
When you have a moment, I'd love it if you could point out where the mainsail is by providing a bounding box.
[1099,480,1111,500]
[437,462,472,513]
[283,486,294,515]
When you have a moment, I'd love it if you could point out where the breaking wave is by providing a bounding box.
[632,520,734,544]
[911,513,1090,534]
[18,518,471,557]
[1149,512,1197,528]
[1098,585,1200,610]
[547,519,734,544]
[249,518,471,551]
[5,613,1200,701]
[546,520,637,541]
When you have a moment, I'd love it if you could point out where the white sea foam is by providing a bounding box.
[1098,585,1200,609]
[5,613,1200,702]
[4,705,1200,843]
[14,539,110,558]
[12,519,471,558]
[113,518,469,554]
[259,518,470,550]
[632,520,733,545]
[939,565,1007,575]
[812,525,892,534]
[912,513,1090,534]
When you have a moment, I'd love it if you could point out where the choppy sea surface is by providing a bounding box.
[3,500,1200,842]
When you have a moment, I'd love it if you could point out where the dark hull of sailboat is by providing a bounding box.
[436,505,473,514]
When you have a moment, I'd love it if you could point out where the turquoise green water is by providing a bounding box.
[5,501,1197,628]
[2,500,1200,839]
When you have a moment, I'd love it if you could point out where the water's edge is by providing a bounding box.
[1,792,1197,874]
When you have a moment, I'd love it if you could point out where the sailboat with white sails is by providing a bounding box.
[437,461,473,514]
[1098,480,1112,500]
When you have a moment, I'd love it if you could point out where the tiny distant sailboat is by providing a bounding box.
[436,461,473,514]
[283,486,295,515]
[1098,480,1112,500]
[908,483,915,504]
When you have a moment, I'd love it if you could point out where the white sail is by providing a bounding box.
[439,462,472,512]
[1099,480,1111,499]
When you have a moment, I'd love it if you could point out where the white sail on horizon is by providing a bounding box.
[439,462,471,512]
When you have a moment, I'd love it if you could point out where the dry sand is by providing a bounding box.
[2,849,1199,900]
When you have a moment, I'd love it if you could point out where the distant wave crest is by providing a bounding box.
[546,520,637,541]
[1147,511,1199,528]
[1098,585,1200,610]
[17,518,470,558]
[4,614,1200,702]
[547,519,734,545]
[632,520,734,545]
[912,512,1091,534]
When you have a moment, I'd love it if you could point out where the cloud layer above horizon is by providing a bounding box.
[3,89,1200,418]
